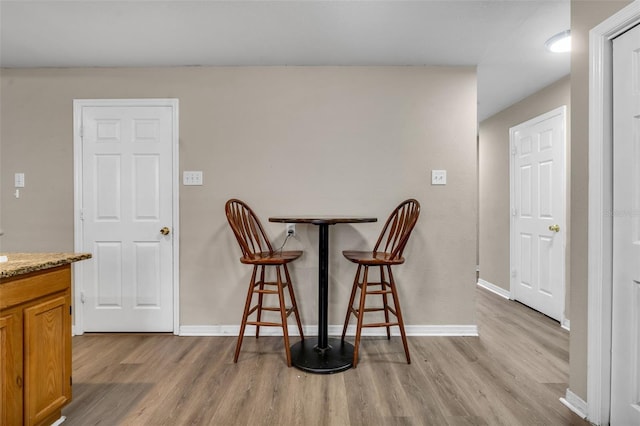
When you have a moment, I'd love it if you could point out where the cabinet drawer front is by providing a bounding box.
[0,266,71,310]
[24,293,71,425]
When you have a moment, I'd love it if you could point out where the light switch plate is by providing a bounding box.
[14,173,25,188]
[431,170,446,185]
[183,171,203,186]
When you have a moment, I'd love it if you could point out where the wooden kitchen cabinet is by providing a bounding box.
[1,307,23,425]
[1,265,73,426]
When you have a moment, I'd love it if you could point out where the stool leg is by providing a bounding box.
[380,265,391,340]
[353,265,369,368]
[283,264,304,340]
[342,265,361,340]
[235,266,258,363]
[276,266,292,367]
[255,265,266,338]
[388,266,410,364]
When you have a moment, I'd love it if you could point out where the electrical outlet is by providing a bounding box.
[286,223,296,237]
[431,170,447,185]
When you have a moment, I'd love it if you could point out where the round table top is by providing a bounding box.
[269,216,377,225]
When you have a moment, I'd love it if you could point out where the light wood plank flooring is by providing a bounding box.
[62,287,589,425]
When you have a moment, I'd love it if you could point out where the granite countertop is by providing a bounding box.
[0,252,92,279]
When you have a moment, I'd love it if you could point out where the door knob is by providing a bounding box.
[548,224,560,233]
[160,227,171,236]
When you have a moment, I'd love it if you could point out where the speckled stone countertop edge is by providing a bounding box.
[0,253,92,280]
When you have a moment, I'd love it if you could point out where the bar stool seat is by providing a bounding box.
[342,251,406,265]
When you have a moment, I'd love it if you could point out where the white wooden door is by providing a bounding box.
[611,23,640,426]
[78,101,176,332]
[510,107,566,322]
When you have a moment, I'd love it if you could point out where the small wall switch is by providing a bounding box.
[183,171,203,186]
[431,170,447,185]
[14,173,25,188]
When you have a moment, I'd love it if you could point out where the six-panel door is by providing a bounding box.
[510,107,566,322]
[81,105,174,332]
[611,22,640,425]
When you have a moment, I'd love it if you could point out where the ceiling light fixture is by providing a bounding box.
[545,30,571,53]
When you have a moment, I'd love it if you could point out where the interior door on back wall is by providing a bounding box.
[76,100,177,332]
[510,106,566,323]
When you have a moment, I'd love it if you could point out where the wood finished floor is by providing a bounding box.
[62,287,589,425]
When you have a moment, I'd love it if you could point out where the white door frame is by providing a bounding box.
[72,99,180,335]
[588,3,640,424]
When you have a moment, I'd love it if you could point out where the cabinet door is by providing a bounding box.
[1,310,23,425]
[24,293,71,426]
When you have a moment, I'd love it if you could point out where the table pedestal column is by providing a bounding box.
[290,223,354,373]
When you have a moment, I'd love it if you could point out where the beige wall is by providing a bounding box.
[479,76,570,297]
[0,66,478,328]
[569,0,631,401]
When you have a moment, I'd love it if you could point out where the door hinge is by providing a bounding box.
[70,305,72,315]
[79,125,84,138]
[511,208,518,216]
[81,292,86,304]
[511,268,517,278]
[511,144,517,156]
[79,209,84,221]
[70,376,73,386]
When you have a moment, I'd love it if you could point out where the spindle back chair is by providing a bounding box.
[225,199,304,366]
[341,199,420,367]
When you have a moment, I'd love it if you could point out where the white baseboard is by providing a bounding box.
[561,318,570,331]
[559,388,587,420]
[477,279,511,299]
[179,325,304,337]
[340,324,478,337]
[179,324,479,337]
[51,416,67,426]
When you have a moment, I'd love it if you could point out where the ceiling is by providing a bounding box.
[0,0,570,121]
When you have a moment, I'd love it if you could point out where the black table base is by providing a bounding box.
[268,216,376,374]
[290,337,354,374]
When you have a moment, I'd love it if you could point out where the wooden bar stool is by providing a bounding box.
[225,199,304,366]
[341,199,420,367]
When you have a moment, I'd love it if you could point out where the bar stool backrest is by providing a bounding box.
[225,199,274,258]
[372,199,421,260]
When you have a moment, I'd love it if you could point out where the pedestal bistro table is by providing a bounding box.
[269,216,376,374]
